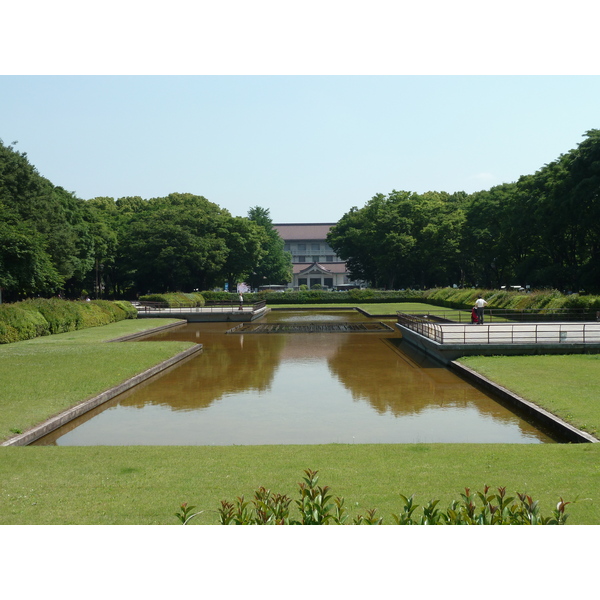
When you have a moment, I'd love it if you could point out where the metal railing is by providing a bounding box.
[397,313,444,343]
[397,312,600,345]
[136,300,267,313]
[415,308,600,324]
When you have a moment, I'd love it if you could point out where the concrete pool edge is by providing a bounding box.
[449,361,599,444]
[1,342,203,447]
[106,319,188,342]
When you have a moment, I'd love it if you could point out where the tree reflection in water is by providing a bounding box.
[33,313,556,445]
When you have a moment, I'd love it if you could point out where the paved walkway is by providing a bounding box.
[135,304,269,323]
[396,317,600,363]
[434,322,600,345]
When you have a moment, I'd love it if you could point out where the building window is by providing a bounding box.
[298,244,306,251]
[324,278,333,288]
[325,255,334,262]
[310,278,321,288]
[284,244,290,251]
[298,278,307,286]
[311,243,320,251]
[312,256,320,263]
[297,256,306,262]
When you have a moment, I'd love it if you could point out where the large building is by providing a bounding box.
[273,223,362,290]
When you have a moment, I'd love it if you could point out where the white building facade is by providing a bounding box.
[273,223,362,290]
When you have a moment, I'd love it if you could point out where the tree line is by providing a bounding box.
[0,140,291,302]
[2,129,599,301]
[327,129,600,292]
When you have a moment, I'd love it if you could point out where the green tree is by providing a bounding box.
[0,140,94,300]
[0,205,62,301]
[118,194,230,294]
[329,191,465,289]
[82,197,120,298]
[246,206,292,289]
[219,215,266,291]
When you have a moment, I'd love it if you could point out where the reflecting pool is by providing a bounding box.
[33,310,558,445]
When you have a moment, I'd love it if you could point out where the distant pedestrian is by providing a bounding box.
[475,296,487,324]
[238,293,244,310]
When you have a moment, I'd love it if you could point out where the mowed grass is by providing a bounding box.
[2,444,600,524]
[271,302,516,324]
[0,318,193,441]
[270,302,465,316]
[2,308,600,525]
[459,354,600,439]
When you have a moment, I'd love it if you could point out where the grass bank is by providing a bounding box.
[0,318,192,441]
[459,354,600,439]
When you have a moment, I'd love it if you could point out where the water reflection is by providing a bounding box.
[33,310,557,445]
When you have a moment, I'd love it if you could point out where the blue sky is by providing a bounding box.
[2,2,599,224]
[2,75,599,223]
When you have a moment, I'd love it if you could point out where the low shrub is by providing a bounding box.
[0,298,137,344]
[89,299,128,323]
[0,319,22,344]
[21,298,80,334]
[113,300,138,319]
[139,292,204,308]
[0,303,50,342]
[200,289,425,305]
[183,293,205,307]
[200,290,234,303]
[75,301,114,328]
[176,469,570,525]
[198,286,600,315]
[422,287,600,316]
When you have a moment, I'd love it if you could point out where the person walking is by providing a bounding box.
[238,292,244,310]
[475,296,488,324]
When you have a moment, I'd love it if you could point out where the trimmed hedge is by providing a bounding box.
[421,288,600,315]
[201,289,424,305]
[200,287,600,316]
[138,292,205,308]
[0,299,136,344]
[113,301,138,319]
[140,286,600,315]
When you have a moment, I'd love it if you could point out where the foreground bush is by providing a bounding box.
[0,298,135,344]
[176,469,570,525]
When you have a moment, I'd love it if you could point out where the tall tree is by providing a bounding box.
[0,140,94,300]
[118,194,230,294]
[246,206,292,289]
[219,215,266,291]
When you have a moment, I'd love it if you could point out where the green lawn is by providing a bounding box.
[0,319,192,441]
[459,354,600,439]
[2,444,599,524]
[1,309,600,525]
[270,302,510,322]
[270,302,466,316]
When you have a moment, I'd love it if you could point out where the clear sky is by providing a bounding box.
[3,75,599,224]
[1,2,599,226]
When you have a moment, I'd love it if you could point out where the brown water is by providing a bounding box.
[33,310,557,445]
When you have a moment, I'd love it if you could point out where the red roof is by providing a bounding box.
[273,223,336,241]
